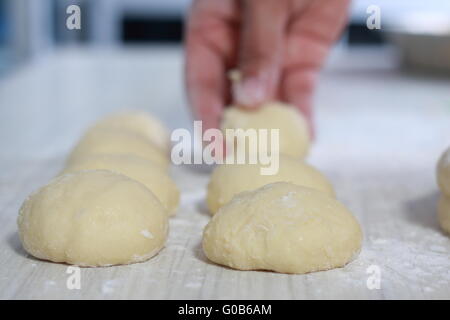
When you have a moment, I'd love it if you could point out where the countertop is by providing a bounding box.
[1,46,450,299]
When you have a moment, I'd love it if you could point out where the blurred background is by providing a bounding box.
[0,0,449,160]
[1,0,450,75]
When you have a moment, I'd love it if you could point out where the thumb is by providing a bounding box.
[233,0,289,108]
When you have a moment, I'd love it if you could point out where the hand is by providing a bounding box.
[185,0,351,133]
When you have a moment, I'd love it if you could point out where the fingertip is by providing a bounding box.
[232,77,267,108]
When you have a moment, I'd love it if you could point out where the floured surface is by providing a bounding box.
[1,47,450,299]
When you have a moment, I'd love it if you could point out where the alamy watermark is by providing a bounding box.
[366,5,381,30]
[66,5,81,30]
[366,265,381,290]
[170,121,280,175]
[66,266,81,290]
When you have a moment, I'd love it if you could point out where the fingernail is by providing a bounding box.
[233,77,267,107]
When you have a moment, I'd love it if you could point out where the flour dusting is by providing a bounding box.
[140,229,154,239]
[278,191,297,208]
[102,279,121,295]
[339,228,450,295]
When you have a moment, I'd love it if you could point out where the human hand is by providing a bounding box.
[185,0,351,133]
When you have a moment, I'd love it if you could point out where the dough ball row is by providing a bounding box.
[68,127,169,169]
[437,147,450,234]
[17,104,364,274]
[89,110,171,154]
[18,111,179,267]
[207,154,335,214]
[203,102,363,274]
[203,182,362,274]
[63,154,179,214]
[221,102,310,158]
[66,111,179,215]
[18,171,167,267]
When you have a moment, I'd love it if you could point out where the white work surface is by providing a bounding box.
[0,46,449,299]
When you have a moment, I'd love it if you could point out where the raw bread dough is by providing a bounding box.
[67,128,169,169]
[17,170,168,267]
[90,110,170,154]
[63,154,179,215]
[207,154,335,214]
[202,182,362,274]
[221,102,310,158]
[438,195,450,234]
[437,147,450,196]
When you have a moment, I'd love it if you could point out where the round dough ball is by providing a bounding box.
[207,155,335,214]
[202,182,362,274]
[67,128,169,169]
[221,102,310,158]
[62,154,179,216]
[437,147,450,196]
[438,195,450,234]
[90,110,170,154]
[18,170,168,267]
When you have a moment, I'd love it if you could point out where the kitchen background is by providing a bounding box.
[1,0,450,77]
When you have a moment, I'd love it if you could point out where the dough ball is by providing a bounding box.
[63,154,179,216]
[437,147,450,196]
[438,195,450,234]
[17,170,168,267]
[67,128,169,169]
[221,102,310,158]
[202,182,362,274]
[90,110,170,153]
[207,155,335,214]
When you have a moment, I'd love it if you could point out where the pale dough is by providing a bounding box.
[207,154,335,214]
[221,102,310,158]
[63,154,179,215]
[90,110,170,154]
[202,182,362,274]
[67,128,169,169]
[18,170,168,267]
[437,147,450,196]
[438,195,450,234]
